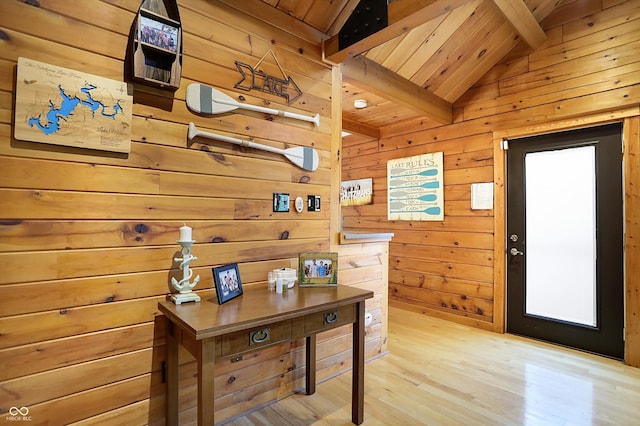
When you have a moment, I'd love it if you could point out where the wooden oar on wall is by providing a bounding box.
[186,83,320,127]
[187,123,319,172]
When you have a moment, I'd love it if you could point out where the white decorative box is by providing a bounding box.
[273,267,297,288]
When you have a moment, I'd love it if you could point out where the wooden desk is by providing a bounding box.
[159,285,373,425]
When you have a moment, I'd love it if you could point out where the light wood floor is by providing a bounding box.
[227,306,640,425]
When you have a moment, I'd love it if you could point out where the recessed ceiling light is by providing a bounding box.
[354,99,368,109]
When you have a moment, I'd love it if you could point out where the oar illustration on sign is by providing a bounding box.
[388,179,440,189]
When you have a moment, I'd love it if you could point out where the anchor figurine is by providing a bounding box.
[170,239,201,304]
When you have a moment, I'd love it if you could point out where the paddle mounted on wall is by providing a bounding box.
[186,83,320,127]
[187,123,319,172]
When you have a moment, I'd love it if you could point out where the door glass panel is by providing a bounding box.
[524,146,596,326]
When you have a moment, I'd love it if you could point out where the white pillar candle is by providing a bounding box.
[179,224,192,242]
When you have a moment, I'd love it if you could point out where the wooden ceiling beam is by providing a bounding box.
[341,56,452,124]
[323,0,476,64]
[490,0,546,49]
[342,117,381,139]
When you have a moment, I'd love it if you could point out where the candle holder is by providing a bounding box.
[170,239,201,304]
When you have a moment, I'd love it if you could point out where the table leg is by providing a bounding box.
[306,334,317,395]
[197,338,216,426]
[166,321,179,426]
[352,301,365,425]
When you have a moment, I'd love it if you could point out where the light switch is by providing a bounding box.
[307,195,321,212]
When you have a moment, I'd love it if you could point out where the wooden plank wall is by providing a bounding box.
[0,0,386,423]
[342,0,640,338]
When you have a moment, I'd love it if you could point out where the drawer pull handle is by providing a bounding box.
[323,311,338,324]
[250,328,270,345]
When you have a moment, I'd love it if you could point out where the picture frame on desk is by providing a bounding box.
[298,252,338,287]
[212,263,243,304]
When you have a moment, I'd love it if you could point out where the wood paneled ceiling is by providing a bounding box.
[231,0,568,135]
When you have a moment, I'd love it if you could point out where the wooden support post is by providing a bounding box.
[165,320,179,426]
[197,338,216,425]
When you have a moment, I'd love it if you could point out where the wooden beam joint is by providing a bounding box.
[341,56,452,124]
[490,0,546,49]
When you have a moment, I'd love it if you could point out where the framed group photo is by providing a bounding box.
[298,252,338,287]
[138,15,179,53]
[212,263,243,304]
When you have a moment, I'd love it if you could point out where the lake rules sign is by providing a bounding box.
[14,57,132,153]
[387,152,444,221]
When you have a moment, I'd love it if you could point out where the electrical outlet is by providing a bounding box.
[365,312,373,327]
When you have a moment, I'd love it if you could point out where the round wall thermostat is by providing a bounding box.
[295,196,304,213]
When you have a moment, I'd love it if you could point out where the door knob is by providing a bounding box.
[510,248,524,256]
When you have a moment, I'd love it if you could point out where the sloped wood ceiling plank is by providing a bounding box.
[327,0,361,36]
[223,0,327,44]
[413,0,494,88]
[366,35,406,63]
[273,0,313,22]
[525,0,566,22]
[342,56,453,124]
[373,17,445,73]
[434,19,522,101]
[491,0,547,48]
[323,0,477,64]
[397,0,482,81]
[538,0,601,30]
[304,0,352,34]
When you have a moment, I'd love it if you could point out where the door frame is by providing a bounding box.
[491,108,640,367]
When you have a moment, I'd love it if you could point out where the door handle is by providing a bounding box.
[510,248,524,256]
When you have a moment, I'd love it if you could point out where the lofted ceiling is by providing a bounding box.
[236,0,568,136]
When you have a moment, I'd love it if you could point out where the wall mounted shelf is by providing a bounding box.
[131,0,182,91]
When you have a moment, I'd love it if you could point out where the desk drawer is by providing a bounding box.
[305,304,355,335]
[220,320,292,357]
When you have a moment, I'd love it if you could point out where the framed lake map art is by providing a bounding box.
[387,152,444,221]
[14,57,132,153]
